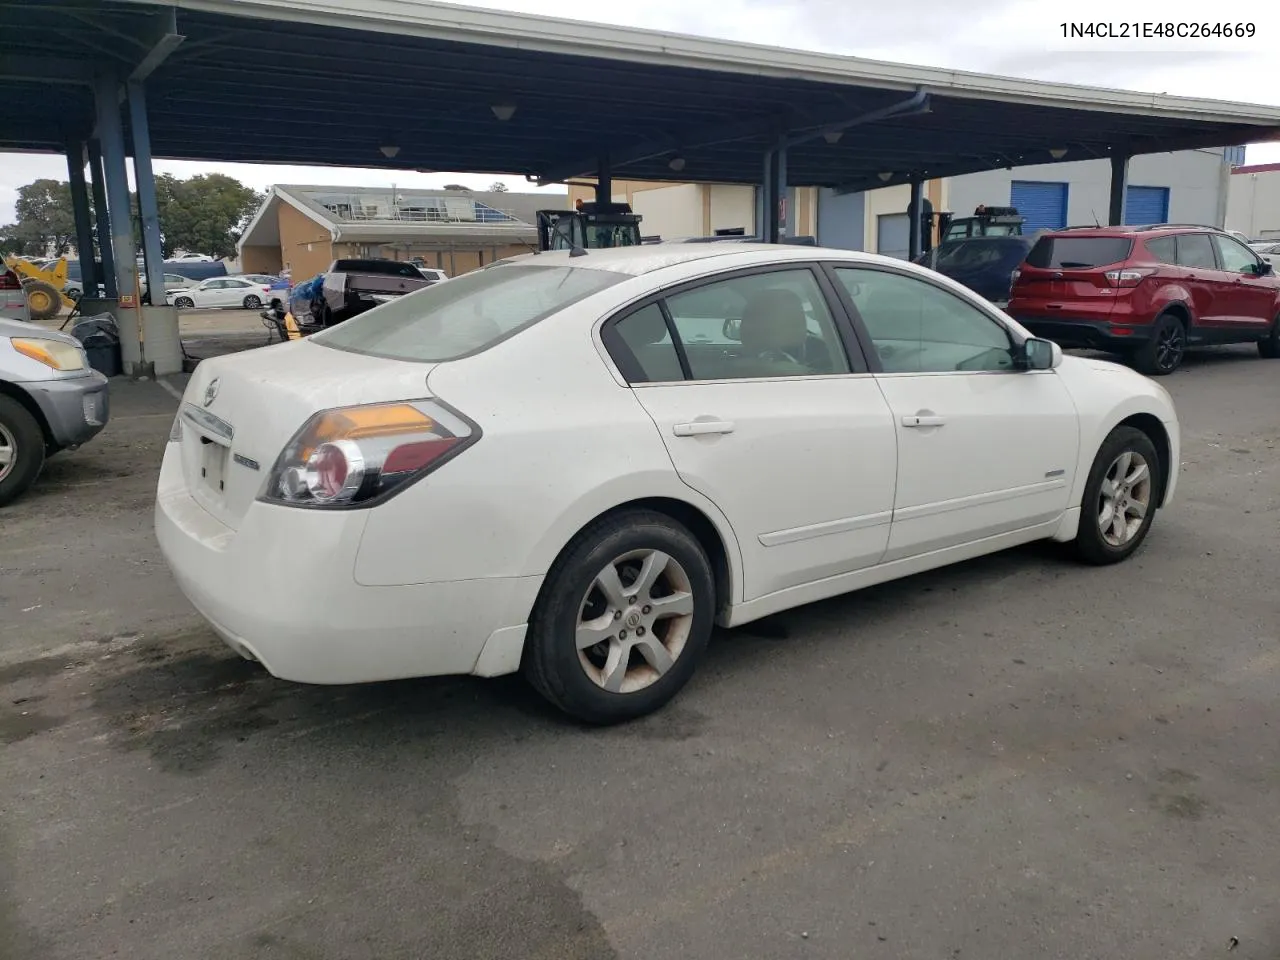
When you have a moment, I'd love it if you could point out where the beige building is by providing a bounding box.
[566,179,822,240]
[567,178,946,249]
[237,184,566,280]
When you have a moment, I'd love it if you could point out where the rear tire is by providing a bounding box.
[243,295,262,309]
[0,395,47,508]
[1259,314,1280,359]
[1132,313,1185,376]
[23,279,62,322]
[1073,426,1161,566]
[173,296,194,310]
[523,509,716,724]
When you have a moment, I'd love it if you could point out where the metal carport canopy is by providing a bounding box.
[3,0,1280,193]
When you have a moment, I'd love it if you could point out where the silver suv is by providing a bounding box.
[0,263,110,506]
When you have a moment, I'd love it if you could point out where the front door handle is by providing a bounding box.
[673,420,735,437]
[902,415,946,428]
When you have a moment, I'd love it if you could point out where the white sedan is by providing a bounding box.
[155,245,1179,724]
[1250,240,1279,270]
[168,277,274,310]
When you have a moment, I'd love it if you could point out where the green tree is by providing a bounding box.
[12,179,76,255]
[153,173,262,260]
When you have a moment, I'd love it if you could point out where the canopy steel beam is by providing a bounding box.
[535,90,929,185]
[129,7,184,82]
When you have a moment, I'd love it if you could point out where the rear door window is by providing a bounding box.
[663,269,851,381]
[1025,236,1133,269]
[610,304,684,383]
[1175,234,1218,269]
[1144,237,1177,264]
[314,263,624,362]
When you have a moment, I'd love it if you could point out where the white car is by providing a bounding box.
[1249,240,1279,270]
[168,277,274,310]
[156,245,1180,724]
[416,266,449,283]
[170,253,215,262]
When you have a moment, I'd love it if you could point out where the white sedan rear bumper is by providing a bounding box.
[154,445,541,684]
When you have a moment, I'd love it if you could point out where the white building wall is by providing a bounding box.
[709,185,755,233]
[946,149,1229,228]
[1226,169,1280,239]
[862,184,911,252]
[627,184,703,239]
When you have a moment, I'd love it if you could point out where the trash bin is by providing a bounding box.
[71,314,123,377]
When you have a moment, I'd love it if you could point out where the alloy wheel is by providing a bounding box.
[0,421,16,484]
[1155,323,1184,372]
[1097,450,1152,547]
[575,549,696,694]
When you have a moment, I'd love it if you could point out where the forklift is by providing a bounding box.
[536,200,644,252]
[913,200,1025,260]
[935,205,1025,244]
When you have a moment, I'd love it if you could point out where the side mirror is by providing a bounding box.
[1254,260,1273,276]
[722,318,742,341]
[1021,337,1061,370]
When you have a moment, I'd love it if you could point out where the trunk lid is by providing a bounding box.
[177,339,437,530]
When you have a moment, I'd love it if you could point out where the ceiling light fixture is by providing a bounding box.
[668,155,687,172]
[491,103,517,121]
[877,171,894,182]
[379,145,400,159]
[1049,147,1068,160]
[822,130,843,145]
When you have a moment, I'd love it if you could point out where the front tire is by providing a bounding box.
[1258,314,1280,359]
[523,509,716,724]
[243,295,262,309]
[1073,426,1161,565]
[0,395,47,508]
[1132,313,1185,376]
[173,296,194,310]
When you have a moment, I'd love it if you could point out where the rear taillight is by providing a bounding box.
[0,271,20,290]
[1103,267,1155,287]
[260,399,477,509]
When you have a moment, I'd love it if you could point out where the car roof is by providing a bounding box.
[1036,224,1223,239]
[492,242,888,276]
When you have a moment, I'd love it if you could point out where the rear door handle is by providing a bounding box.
[673,420,735,436]
[902,415,946,428]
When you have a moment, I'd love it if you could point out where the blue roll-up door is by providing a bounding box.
[1010,181,1068,231]
[1125,185,1170,225]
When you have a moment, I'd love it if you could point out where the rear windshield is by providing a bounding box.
[1025,236,1133,269]
[932,238,1030,272]
[331,259,424,278]
[313,263,626,362]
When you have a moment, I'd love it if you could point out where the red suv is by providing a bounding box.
[1007,225,1280,375]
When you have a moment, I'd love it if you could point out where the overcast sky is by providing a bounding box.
[3,0,1278,223]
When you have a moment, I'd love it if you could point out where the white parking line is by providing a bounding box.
[157,378,184,401]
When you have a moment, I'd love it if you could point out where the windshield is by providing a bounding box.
[1025,236,1133,269]
[313,263,625,362]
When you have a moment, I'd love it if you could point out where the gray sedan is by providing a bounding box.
[0,316,110,506]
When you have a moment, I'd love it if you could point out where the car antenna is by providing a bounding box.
[1091,209,1101,228]
[569,242,588,258]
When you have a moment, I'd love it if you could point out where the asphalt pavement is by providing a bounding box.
[1,345,1277,960]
